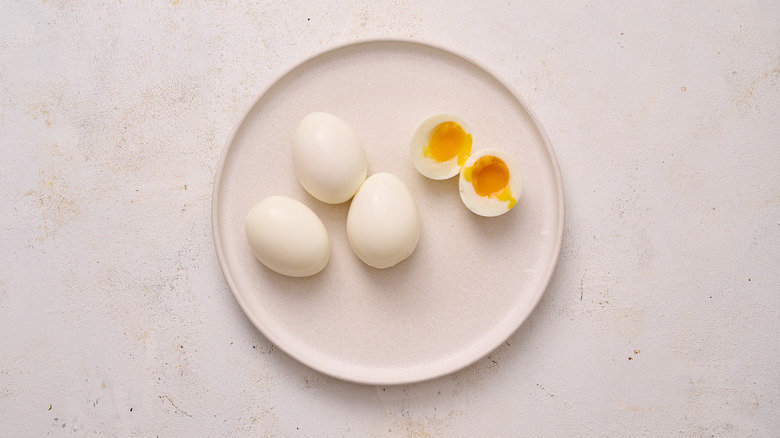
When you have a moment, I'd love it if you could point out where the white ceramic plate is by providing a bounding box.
[212,40,564,385]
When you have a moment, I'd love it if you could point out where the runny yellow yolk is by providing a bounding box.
[423,122,472,166]
[462,155,516,209]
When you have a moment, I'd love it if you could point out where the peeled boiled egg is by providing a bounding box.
[410,113,473,180]
[346,173,421,268]
[245,196,330,277]
[458,148,522,217]
[293,112,368,204]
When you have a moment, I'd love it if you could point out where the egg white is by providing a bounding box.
[346,173,421,268]
[293,112,368,204]
[245,196,331,277]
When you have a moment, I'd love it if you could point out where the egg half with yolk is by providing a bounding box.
[458,148,522,217]
[410,113,473,180]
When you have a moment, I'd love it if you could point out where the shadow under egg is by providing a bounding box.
[350,240,425,296]
[463,193,528,243]
[413,171,460,197]
[250,252,330,297]
[411,172,461,219]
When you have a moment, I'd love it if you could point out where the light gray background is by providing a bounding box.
[1,1,778,436]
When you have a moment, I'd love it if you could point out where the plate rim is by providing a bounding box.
[211,38,565,385]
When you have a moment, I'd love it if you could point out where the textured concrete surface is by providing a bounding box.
[1,1,778,436]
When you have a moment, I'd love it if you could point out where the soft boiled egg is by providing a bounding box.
[346,173,421,268]
[245,196,330,277]
[410,113,473,180]
[293,112,368,204]
[458,148,522,217]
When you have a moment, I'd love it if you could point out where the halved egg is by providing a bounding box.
[458,148,522,217]
[410,113,473,180]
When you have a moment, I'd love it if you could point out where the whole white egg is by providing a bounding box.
[346,173,421,269]
[293,112,368,204]
[458,148,522,217]
[245,196,330,277]
[410,113,472,180]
